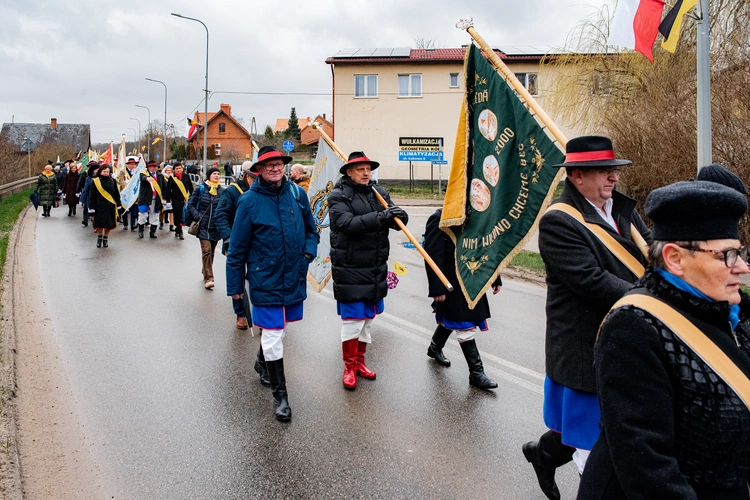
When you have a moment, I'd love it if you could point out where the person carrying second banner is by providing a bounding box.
[423,208,501,390]
[522,136,652,500]
[328,151,408,391]
[226,146,319,422]
[215,160,258,332]
[136,160,164,239]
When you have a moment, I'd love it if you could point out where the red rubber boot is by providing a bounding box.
[356,341,377,379]
[342,339,358,390]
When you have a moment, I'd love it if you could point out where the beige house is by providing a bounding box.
[325,47,580,180]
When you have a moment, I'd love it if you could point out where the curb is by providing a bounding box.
[504,267,546,287]
[0,205,30,500]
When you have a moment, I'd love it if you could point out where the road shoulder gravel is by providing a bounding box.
[0,207,103,499]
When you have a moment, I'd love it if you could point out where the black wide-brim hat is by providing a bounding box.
[147,160,158,167]
[250,146,292,173]
[340,151,380,175]
[554,135,632,169]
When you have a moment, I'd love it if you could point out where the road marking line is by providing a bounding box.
[311,289,544,395]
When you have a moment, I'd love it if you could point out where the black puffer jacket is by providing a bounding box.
[579,268,750,500]
[187,182,223,241]
[328,177,400,303]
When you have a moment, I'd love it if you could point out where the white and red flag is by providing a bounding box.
[607,0,665,63]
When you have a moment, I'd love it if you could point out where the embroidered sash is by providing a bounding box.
[173,177,189,203]
[545,203,645,278]
[93,177,119,220]
[609,294,750,410]
[230,182,244,195]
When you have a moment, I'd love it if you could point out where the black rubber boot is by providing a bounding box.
[459,339,498,390]
[254,346,271,387]
[266,358,291,422]
[149,225,158,238]
[427,325,453,367]
[73,205,77,216]
[522,431,574,500]
[68,206,73,217]
[102,236,108,248]
[96,235,103,248]
[138,224,144,238]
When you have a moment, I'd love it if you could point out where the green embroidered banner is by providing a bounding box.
[441,44,564,308]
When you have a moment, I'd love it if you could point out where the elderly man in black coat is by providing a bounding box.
[522,136,652,500]
[329,151,408,391]
[423,208,501,390]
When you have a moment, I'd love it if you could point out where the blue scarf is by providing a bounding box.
[656,267,741,330]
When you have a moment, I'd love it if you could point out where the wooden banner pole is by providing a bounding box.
[311,122,454,291]
[457,18,568,148]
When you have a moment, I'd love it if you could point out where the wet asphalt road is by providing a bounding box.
[33,206,579,499]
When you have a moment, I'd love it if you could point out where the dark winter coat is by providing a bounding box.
[578,269,750,500]
[226,176,319,307]
[538,179,652,393]
[54,171,64,190]
[215,179,251,241]
[35,173,57,206]
[166,173,194,209]
[62,171,80,206]
[328,176,400,304]
[87,175,122,230]
[187,182,223,241]
[137,172,164,212]
[424,209,501,322]
[76,169,88,194]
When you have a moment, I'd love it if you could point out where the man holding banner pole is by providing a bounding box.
[522,136,651,499]
[329,151,409,391]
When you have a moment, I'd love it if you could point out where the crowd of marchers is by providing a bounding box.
[33,135,750,499]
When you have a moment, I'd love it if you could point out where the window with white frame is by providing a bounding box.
[398,74,422,97]
[449,73,459,88]
[354,74,378,98]
[515,73,539,96]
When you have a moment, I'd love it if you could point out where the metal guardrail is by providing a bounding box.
[0,177,36,201]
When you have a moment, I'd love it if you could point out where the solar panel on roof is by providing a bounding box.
[353,48,377,57]
[333,49,358,57]
[372,48,393,57]
[391,47,411,57]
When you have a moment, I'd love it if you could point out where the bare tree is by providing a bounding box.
[546,0,750,239]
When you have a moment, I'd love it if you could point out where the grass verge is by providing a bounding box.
[0,189,33,283]
[381,184,445,200]
[508,250,545,275]
[742,284,750,295]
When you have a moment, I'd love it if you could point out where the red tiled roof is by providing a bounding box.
[325,48,547,65]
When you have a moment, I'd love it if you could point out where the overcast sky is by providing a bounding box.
[0,0,608,144]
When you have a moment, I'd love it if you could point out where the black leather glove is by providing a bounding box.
[385,206,409,225]
[222,239,230,256]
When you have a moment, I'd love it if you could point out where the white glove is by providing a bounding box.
[88,208,95,214]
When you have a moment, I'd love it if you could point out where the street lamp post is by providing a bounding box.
[129,117,141,155]
[146,78,168,162]
[171,13,209,170]
[136,105,151,161]
[126,128,137,153]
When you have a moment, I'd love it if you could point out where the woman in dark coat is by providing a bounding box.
[62,163,80,216]
[328,151,408,390]
[578,181,750,500]
[35,164,58,217]
[87,165,121,248]
[423,208,501,390]
[187,167,224,289]
[167,163,194,240]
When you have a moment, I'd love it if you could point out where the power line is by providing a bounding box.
[211,90,463,96]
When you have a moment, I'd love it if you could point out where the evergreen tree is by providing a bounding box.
[285,107,301,141]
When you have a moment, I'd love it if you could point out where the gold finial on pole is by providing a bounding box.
[457,19,568,148]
